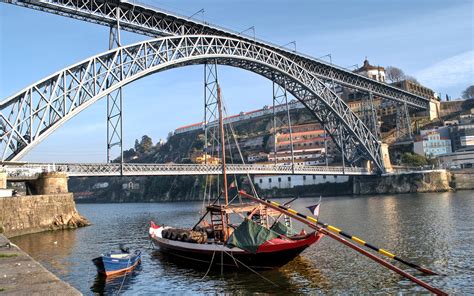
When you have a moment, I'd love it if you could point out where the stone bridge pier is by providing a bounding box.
[26,172,69,195]
[1,172,89,238]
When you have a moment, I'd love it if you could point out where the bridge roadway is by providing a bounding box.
[3,163,372,180]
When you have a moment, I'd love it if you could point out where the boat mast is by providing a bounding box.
[217,84,229,206]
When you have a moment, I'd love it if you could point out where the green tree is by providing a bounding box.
[134,139,140,151]
[462,85,474,99]
[139,135,153,153]
[401,152,429,166]
[123,148,137,160]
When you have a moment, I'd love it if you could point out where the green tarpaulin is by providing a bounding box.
[270,221,294,236]
[226,219,280,254]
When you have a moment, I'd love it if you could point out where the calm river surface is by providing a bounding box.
[12,191,474,295]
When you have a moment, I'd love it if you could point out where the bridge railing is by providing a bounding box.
[2,162,372,178]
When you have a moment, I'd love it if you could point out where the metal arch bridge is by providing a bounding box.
[4,163,372,180]
[1,35,386,170]
[0,0,430,174]
[0,0,430,108]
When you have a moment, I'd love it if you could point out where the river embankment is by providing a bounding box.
[258,170,464,198]
[353,170,452,195]
[0,234,81,295]
[0,193,89,238]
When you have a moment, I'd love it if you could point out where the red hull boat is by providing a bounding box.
[149,83,323,270]
[149,222,323,269]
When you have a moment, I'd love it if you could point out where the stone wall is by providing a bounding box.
[28,172,69,195]
[353,170,452,195]
[0,193,89,238]
[451,169,474,190]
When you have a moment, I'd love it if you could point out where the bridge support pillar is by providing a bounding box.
[381,143,393,173]
[0,172,6,189]
[31,172,69,195]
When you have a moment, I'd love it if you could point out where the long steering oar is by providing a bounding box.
[243,191,438,275]
[239,191,447,295]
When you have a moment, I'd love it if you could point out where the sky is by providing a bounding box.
[0,0,473,162]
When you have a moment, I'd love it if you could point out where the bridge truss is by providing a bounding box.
[1,0,429,109]
[0,35,387,171]
[0,0,432,174]
[4,163,372,179]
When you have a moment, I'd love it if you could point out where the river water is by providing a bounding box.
[11,191,474,295]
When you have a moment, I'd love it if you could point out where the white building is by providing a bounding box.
[438,150,474,169]
[247,152,268,163]
[254,174,349,189]
[92,182,109,189]
[413,130,452,157]
[354,59,386,82]
[174,101,305,135]
[122,182,140,190]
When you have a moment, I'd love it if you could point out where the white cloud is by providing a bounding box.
[415,51,474,90]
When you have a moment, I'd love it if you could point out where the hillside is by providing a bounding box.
[70,107,318,202]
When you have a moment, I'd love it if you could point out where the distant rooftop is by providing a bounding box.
[355,59,385,73]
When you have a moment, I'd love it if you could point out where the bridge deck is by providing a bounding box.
[3,163,373,180]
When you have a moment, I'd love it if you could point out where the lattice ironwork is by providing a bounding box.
[203,61,220,161]
[1,0,430,109]
[360,92,380,140]
[396,102,413,141]
[3,163,372,178]
[272,80,295,166]
[106,9,123,163]
[0,35,386,171]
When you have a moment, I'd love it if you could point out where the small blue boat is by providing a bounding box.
[92,246,141,276]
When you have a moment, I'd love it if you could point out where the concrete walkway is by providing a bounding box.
[0,234,81,295]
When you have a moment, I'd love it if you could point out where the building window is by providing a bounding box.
[259,179,262,184]
[288,177,291,181]
[278,177,281,182]
[313,175,316,180]
[303,176,306,180]
[269,178,272,183]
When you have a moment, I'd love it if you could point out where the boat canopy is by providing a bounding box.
[227,219,280,253]
[270,221,294,236]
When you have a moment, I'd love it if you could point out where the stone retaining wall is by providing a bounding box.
[353,170,452,195]
[0,193,89,238]
[451,170,474,190]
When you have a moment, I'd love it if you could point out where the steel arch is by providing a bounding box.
[0,35,384,171]
[1,0,430,109]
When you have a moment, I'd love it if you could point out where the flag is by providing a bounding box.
[306,196,322,217]
[306,203,320,217]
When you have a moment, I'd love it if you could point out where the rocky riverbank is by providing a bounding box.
[353,170,452,195]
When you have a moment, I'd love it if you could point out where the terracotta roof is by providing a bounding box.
[355,59,385,72]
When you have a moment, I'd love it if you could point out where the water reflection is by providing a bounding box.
[150,250,329,294]
[9,191,474,294]
[11,229,77,277]
[90,265,142,295]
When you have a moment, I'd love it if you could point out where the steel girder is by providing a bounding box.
[4,163,372,178]
[1,0,429,109]
[0,35,384,171]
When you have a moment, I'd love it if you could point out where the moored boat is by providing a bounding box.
[92,248,141,276]
[149,82,323,270]
[149,220,323,269]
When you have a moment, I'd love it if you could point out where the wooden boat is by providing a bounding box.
[149,83,322,270]
[92,248,141,276]
[149,220,322,269]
